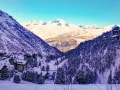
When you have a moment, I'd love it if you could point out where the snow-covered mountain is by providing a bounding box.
[0,10,65,84]
[24,19,86,40]
[24,19,112,52]
[1,10,120,85]
[0,10,62,56]
[58,25,120,84]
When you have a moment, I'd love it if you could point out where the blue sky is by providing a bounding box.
[0,0,119,26]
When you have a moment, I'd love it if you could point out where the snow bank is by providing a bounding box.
[0,84,119,90]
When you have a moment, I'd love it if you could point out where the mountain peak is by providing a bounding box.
[56,18,66,23]
[51,18,67,25]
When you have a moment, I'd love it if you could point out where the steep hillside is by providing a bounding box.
[0,10,64,84]
[56,25,120,84]
[0,10,62,57]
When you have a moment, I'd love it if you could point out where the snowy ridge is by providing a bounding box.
[24,19,112,52]
[63,25,120,84]
[24,19,112,40]
[0,10,63,84]
[24,19,85,40]
[0,10,62,56]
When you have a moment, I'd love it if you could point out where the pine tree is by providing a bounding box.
[37,74,44,84]
[55,68,65,84]
[41,66,45,71]
[75,69,96,84]
[107,70,112,84]
[51,72,56,81]
[13,75,21,83]
[46,65,50,73]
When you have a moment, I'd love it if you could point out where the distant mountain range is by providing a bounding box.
[24,19,112,52]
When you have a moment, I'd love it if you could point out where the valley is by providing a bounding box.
[0,10,120,85]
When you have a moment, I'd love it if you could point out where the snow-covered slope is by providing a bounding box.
[24,19,86,39]
[0,10,62,56]
[0,83,114,90]
[24,19,112,52]
[58,25,120,84]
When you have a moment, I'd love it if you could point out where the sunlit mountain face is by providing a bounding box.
[24,19,112,52]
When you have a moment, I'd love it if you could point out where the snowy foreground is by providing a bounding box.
[0,83,120,90]
[0,79,120,90]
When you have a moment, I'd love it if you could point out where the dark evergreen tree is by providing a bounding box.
[37,74,44,84]
[75,68,97,84]
[46,65,50,73]
[32,53,37,67]
[113,67,120,84]
[55,68,65,84]
[51,72,56,81]
[0,66,9,80]
[0,52,5,57]
[107,70,112,84]
[41,66,45,71]
[13,75,21,83]
[39,61,41,66]
[22,71,44,84]
[33,72,38,83]
[44,72,49,79]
